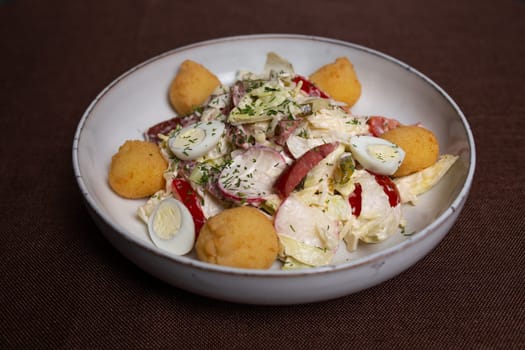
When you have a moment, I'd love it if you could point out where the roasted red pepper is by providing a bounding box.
[348,183,362,217]
[292,75,329,98]
[348,174,400,217]
[373,174,400,208]
[171,178,206,235]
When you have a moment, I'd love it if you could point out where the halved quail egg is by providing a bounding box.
[168,120,225,160]
[148,197,195,255]
[349,135,405,175]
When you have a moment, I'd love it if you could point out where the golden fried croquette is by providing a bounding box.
[108,140,167,198]
[195,206,279,269]
[380,125,440,177]
[309,57,362,107]
[168,60,220,116]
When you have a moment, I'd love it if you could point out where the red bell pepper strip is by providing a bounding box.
[171,178,206,235]
[373,174,400,208]
[348,174,400,218]
[348,183,362,217]
[292,75,329,98]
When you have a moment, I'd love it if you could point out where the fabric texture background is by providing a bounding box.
[1,0,524,348]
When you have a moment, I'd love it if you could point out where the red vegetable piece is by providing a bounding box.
[367,116,401,137]
[372,174,400,208]
[171,178,206,235]
[292,75,329,98]
[274,142,339,198]
[348,174,400,218]
[348,183,362,217]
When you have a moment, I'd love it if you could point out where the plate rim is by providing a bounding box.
[72,33,476,277]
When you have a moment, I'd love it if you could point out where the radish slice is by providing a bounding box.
[218,146,286,204]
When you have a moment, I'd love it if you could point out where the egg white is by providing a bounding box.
[349,135,405,175]
[147,197,195,255]
[168,120,225,160]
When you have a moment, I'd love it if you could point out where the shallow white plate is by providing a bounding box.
[73,34,475,305]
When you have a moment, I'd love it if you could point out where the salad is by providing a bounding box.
[128,53,457,269]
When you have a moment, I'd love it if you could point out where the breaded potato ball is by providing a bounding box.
[309,57,362,107]
[108,140,167,198]
[169,60,220,116]
[380,125,440,177]
[195,206,279,269]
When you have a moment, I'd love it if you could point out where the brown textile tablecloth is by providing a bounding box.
[1,0,524,348]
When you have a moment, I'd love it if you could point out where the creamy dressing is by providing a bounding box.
[137,53,457,268]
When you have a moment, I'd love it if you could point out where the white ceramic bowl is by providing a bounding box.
[73,34,475,305]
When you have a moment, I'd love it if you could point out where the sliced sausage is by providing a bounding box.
[145,117,182,144]
[274,142,339,198]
